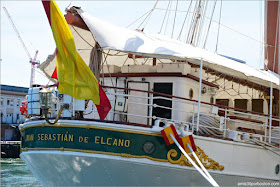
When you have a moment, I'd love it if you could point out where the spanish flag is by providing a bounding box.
[42,1,111,119]
[181,135,197,153]
[161,124,181,146]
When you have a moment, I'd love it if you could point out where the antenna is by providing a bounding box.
[3,6,40,88]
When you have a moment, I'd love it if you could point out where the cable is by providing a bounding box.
[215,0,223,53]
[137,0,159,30]
[191,113,223,137]
[159,1,171,34]
[154,7,273,47]
[164,1,173,35]
[126,10,152,28]
[177,0,193,40]
[171,0,179,38]
[203,0,217,49]
[71,25,94,48]
[44,104,69,125]
[102,51,116,88]
[196,0,209,47]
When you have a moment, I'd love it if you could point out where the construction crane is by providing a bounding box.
[3,7,40,88]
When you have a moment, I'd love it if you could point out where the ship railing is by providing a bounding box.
[105,86,280,145]
[45,85,279,146]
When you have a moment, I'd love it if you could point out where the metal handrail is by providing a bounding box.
[47,86,279,145]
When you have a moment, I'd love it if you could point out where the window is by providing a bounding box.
[210,96,214,104]
[235,99,247,110]
[216,99,229,107]
[216,99,229,116]
[252,99,263,113]
[152,83,173,122]
[17,99,20,107]
[10,99,14,106]
[189,89,194,99]
[7,98,10,106]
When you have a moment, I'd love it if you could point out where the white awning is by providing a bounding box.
[77,9,280,88]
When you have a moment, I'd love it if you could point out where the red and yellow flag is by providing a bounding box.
[161,124,181,146]
[161,124,197,154]
[42,1,111,119]
[181,135,197,153]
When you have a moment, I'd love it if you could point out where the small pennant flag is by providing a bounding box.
[181,135,197,153]
[161,124,181,146]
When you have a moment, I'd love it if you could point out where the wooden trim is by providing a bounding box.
[228,116,263,124]
[103,72,219,89]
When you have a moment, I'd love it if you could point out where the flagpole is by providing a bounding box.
[187,143,219,187]
[169,134,217,187]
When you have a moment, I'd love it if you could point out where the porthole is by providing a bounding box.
[210,96,214,104]
[143,142,155,154]
[202,87,207,94]
[189,89,194,99]
[276,164,279,175]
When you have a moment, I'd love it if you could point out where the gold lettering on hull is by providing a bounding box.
[79,136,89,143]
[93,136,130,147]
[37,134,74,142]
[107,138,112,145]
[34,134,130,148]
[26,134,34,141]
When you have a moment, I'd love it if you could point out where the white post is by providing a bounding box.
[73,97,75,118]
[56,90,59,115]
[149,94,153,126]
[196,58,203,133]
[109,89,112,120]
[192,103,195,133]
[269,82,273,143]
[223,108,227,137]
[264,117,267,143]
[169,134,217,187]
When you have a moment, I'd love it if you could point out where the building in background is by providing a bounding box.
[1,84,28,141]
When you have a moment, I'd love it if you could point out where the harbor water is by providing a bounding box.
[1,158,41,186]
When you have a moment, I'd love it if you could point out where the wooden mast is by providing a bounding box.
[265,0,279,73]
[265,0,279,125]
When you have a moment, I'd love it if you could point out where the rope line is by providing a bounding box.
[215,0,223,53]
[177,0,193,40]
[171,0,179,38]
[154,7,275,47]
[159,1,171,34]
[203,0,217,49]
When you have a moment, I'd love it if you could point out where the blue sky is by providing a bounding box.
[1,1,265,87]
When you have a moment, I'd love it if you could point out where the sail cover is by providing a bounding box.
[76,9,279,88]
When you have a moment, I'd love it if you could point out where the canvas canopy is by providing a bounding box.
[41,8,280,89]
[78,9,279,88]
